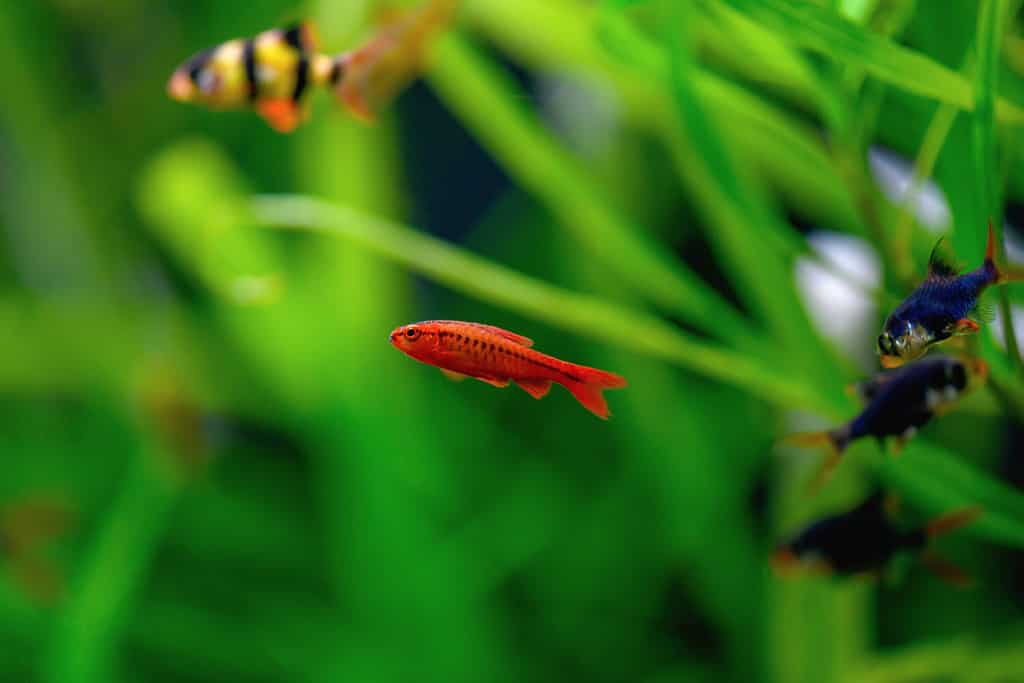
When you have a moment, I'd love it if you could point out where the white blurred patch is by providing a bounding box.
[795,232,881,368]
[868,147,951,233]
[1004,223,1024,265]
[989,304,1024,359]
[536,71,621,157]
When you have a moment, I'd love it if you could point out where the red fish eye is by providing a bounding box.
[405,327,418,339]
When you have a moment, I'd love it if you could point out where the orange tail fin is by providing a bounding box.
[332,0,458,121]
[562,367,627,420]
[926,506,983,539]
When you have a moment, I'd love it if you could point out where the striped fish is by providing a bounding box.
[167,0,457,132]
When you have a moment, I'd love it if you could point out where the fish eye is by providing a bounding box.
[405,327,419,340]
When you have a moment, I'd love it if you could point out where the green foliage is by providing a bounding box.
[1,1,1024,682]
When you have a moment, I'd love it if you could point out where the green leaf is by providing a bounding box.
[251,193,836,415]
[716,0,1024,123]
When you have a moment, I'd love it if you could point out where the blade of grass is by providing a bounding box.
[251,193,835,415]
[875,439,1024,547]
[715,0,1024,123]
[662,3,843,388]
[44,443,183,683]
[427,31,767,354]
[973,0,1020,369]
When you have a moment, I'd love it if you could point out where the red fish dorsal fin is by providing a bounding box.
[466,323,534,347]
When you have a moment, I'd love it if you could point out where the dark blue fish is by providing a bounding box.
[772,492,981,585]
[784,356,987,486]
[878,222,1018,366]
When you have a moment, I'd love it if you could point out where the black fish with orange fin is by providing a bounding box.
[784,356,987,487]
[772,492,982,586]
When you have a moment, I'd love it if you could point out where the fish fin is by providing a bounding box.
[890,427,917,456]
[981,218,1024,283]
[440,369,467,382]
[953,318,981,335]
[926,506,983,539]
[927,238,960,278]
[971,302,996,324]
[880,354,906,369]
[847,374,893,405]
[257,98,303,132]
[769,547,802,576]
[516,378,552,399]
[282,21,320,53]
[331,0,456,121]
[466,324,533,347]
[920,550,974,588]
[562,365,627,419]
[475,375,510,388]
[781,429,848,494]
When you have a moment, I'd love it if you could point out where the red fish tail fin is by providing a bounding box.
[780,427,850,494]
[564,367,627,420]
[926,506,983,540]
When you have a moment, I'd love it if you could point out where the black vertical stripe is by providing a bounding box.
[242,39,257,101]
[329,57,345,86]
[283,25,304,49]
[293,54,309,102]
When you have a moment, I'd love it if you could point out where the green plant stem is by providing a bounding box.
[973,0,1020,369]
[427,31,767,354]
[44,445,183,683]
[251,194,837,415]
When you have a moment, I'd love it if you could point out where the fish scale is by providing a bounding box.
[389,320,626,419]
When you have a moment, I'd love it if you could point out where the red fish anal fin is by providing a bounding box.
[920,550,974,588]
[474,375,510,388]
[257,98,303,132]
[516,378,552,399]
[926,506,983,539]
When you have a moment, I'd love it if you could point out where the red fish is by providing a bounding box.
[389,320,627,419]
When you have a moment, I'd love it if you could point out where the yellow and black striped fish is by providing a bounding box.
[167,0,457,132]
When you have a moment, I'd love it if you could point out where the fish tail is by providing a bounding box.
[983,218,1024,284]
[926,506,983,540]
[330,0,457,121]
[781,427,850,493]
[561,366,627,420]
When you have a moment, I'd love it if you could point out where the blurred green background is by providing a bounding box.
[4,0,1024,681]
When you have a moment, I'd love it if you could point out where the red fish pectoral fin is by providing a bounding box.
[516,378,552,399]
[920,550,974,588]
[257,99,303,133]
[954,318,981,335]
